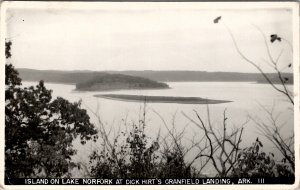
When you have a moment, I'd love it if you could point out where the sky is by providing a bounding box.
[5,3,294,73]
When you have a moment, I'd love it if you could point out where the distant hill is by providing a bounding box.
[17,68,293,84]
[108,70,293,84]
[256,75,293,84]
[17,68,101,84]
[75,73,169,91]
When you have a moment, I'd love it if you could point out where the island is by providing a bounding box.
[95,94,232,104]
[75,73,170,91]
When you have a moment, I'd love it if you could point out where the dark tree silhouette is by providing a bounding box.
[5,40,12,59]
[5,41,98,178]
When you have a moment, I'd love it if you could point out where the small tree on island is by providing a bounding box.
[5,41,98,178]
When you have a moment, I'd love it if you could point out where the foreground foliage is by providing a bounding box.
[89,117,192,178]
[5,42,98,178]
[89,108,294,178]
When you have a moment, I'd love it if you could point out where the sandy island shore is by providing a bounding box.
[94,94,232,104]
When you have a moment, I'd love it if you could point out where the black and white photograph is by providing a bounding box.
[1,1,299,188]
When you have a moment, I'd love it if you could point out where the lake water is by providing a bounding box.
[22,81,294,176]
